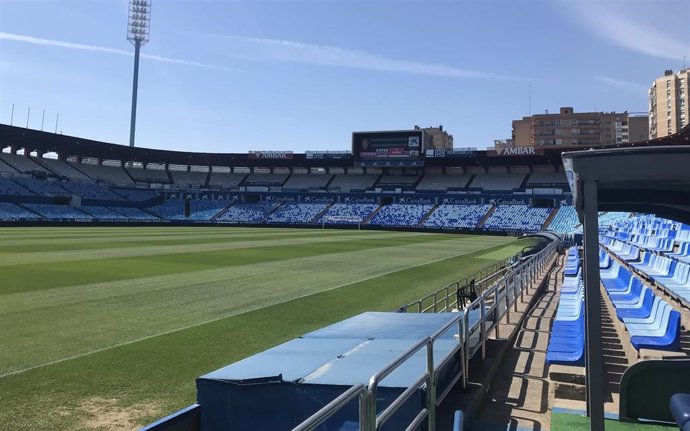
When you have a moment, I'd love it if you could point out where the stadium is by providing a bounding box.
[2,1,690,431]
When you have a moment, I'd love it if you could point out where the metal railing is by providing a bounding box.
[291,240,558,431]
[398,256,517,314]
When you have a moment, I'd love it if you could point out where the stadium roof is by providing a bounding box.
[2,123,677,170]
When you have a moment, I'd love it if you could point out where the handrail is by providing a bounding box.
[364,336,435,431]
[291,384,366,431]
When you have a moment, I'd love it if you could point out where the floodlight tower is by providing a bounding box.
[127,0,151,148]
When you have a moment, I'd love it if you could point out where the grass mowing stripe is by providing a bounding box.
[0,233,474,295]
[0,230,435,267]
[0,235,512,374]
[0,228,359,249]
[0,238,528,431]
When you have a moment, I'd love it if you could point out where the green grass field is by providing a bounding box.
[0,226,533,430]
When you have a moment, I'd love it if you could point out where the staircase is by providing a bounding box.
[418,204,438,226]
[363,205,384,225]
[311,202,335,223]
[476,204,496,228]
[542,207,559,230]
[211,201,236,222]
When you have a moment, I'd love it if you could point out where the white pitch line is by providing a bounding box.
[0,247,497,379]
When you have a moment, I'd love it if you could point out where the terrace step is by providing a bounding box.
[542,207,559,230]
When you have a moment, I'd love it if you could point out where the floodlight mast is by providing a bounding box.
[127,0,151,148]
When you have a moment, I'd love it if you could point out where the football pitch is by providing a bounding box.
[0,226,533,430]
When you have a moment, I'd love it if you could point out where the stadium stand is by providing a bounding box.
[423,204,491,229]
[0,153,50,174]
[526,172,568,187]
[0,202,41,220]
[281,174,333,191]
[0,158,18,174]
[111,187,160,202]
[79,206,130,220]
[109,207,158,221]
[376,174,420,187]
[147,200,187,220]
[127,166,170,183]
[547,247,585,365]
[72,162,134,185]
[547,205,579,233]
[216,202,278,224]
[23,203,92,220]
[243,173,289,185]
[38,158,92,180]
[469,173,526,191]
[190,200,230,220]
[208,171,246,188]
[0,177,34,196]
[368,203,433,226]
[327,174,379,191]
[59,181,126,200]
[415,174,472,191]
[170,169,209,188]
[319,203,378,224]
[10,178,71,197]
[483,205,551,231]
[267,202,331,224]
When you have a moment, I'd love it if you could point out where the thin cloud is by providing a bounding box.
[595,75,648,92]
[222,35,523,81]
[561,1,689,61]
[0,32,241,72]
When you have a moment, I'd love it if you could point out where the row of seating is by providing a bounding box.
[599,247,681,351]
[546,247,585,365]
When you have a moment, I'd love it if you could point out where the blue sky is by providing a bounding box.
[0,0,688,153]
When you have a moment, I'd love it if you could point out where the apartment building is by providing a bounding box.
[511,107,648,147]
[649,68,689,139]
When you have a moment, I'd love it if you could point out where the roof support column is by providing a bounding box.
[582,180,605,431]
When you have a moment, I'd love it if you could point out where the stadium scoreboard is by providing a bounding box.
[352,130,426,167]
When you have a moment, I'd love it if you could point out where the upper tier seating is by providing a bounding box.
[0,203,42,220]
[243,173,288,185]
[11,178,70,198]
[483,205,551,231]
[369,204,433,226]
[327,175,379,192]
[216,202,278,224]
[111,188,160,202]
[415,175,472,191]
[59,181,125,201]
[469,174,526,191]
[23,203,92,220]
[0,153,50,174]
[319,203,379,224]
[208,172,246,188]
[547,247,585,365]
[267,203,331,224]
[0,177,34,196]
[526,172,568,186]
[126,167,170,183]
[170,170,209,188]
[377,175,419,187]
[282,174,333,190]
[0,158,18,174]
[423,204,491,229]
[72,163,134,185]
[548,206,579,233]
[38,158,92,180]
